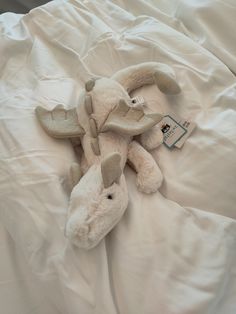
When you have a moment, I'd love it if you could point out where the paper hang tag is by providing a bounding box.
[174,117,196,148]
[160,112,196,149]
[160,115,187,149]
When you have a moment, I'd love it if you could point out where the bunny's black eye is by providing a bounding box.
[107,194,113,200]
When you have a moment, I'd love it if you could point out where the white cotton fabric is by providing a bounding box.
[0,1,236,313]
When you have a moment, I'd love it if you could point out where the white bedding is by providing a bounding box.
[0,1,236,313]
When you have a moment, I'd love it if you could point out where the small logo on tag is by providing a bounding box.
[161,123,171,134]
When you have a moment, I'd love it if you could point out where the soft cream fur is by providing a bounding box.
[128,141,163,193]
[139,124,164,151]
[65,165,128,249]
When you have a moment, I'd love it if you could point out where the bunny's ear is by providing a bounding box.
[100,99,163,136]
[112,62,181,95]
[35,105,85,138]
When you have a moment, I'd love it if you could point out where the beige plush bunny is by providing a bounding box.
[36,62,180,249]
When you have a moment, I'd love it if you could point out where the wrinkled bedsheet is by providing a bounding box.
[0,1,236,313]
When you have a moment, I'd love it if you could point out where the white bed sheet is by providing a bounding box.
[0,1,236,313]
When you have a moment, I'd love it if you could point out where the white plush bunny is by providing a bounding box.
[36,62,180,249]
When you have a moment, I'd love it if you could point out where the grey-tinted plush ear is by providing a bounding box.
[101,99,163,136]
[112,62,181,95]
[101,153,122,188]
[35,105,85,138]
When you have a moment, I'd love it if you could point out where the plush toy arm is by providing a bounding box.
[139,125,163,151]
[112,62,181,95]
[128,141,163,193]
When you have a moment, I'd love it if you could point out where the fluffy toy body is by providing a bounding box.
[36,62,180,249]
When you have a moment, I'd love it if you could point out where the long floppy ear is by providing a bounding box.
[100,99,163,136]
[101,153,122,188]
[112,62,181,95]
[35,105,85,138]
